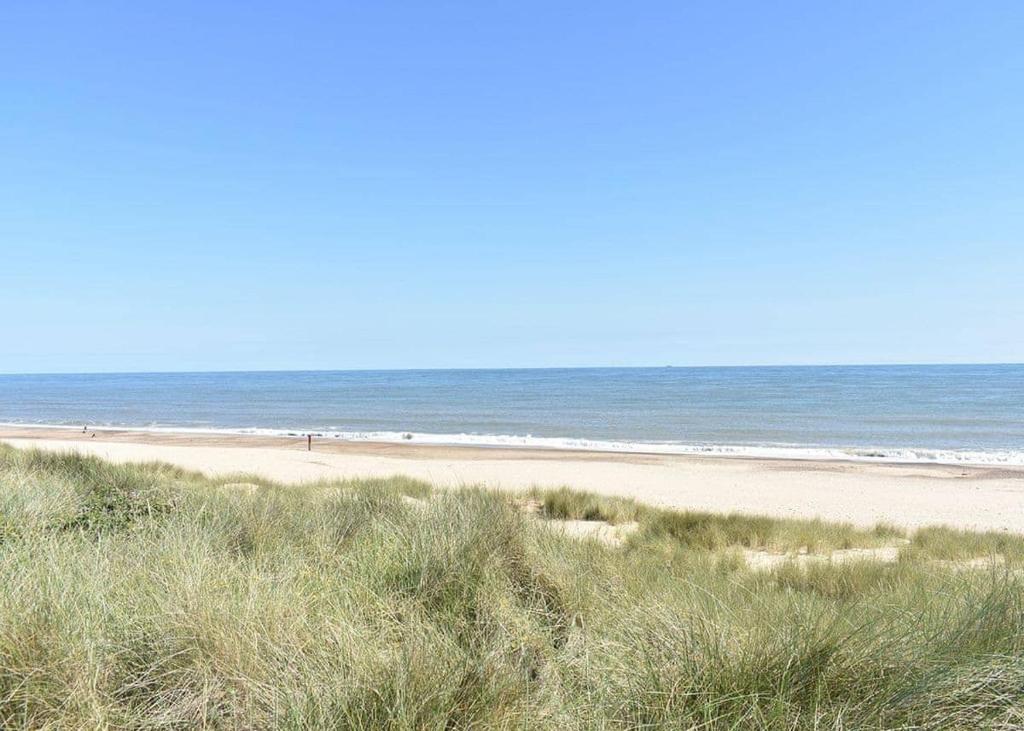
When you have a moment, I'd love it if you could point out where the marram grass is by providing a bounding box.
[0,444,1022,729]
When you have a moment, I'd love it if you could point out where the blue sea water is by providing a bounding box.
[1,365,1022,465]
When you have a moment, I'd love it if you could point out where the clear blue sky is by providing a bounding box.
[2,2,1022,373]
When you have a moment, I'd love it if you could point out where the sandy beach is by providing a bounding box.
[3,425,1022,532]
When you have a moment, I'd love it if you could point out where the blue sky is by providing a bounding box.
[2,1,1022,372]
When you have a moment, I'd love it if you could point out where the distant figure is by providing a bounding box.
[83,424,88,433]
[307,434,312,451]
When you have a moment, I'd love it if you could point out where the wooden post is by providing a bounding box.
[307,434,312,451]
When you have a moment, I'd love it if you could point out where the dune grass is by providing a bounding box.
[530,485,906,552]
[0,444,1022,729]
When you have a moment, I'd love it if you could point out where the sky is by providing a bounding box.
[2,1,1022,373]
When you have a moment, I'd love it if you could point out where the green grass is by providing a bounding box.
[1,443,1023,729]
[907,525,1024,563]
[530,485,646,524]
[530,484,906,552]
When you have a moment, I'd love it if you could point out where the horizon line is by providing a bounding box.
[2,361,1022,377]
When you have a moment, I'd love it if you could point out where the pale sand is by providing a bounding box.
[2,426,1023,532]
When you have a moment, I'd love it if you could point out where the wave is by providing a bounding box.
[3,421,1024,467]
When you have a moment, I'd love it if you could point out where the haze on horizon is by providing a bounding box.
[2,2,1022,374]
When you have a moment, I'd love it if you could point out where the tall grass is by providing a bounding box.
[0,443,1022,729]
[531,484,906,552]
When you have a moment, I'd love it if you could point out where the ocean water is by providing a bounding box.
[1,365,1023,466]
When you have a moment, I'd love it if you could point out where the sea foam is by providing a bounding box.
[4,422,1023,467]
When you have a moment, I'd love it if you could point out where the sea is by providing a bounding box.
[1,365,1022,466]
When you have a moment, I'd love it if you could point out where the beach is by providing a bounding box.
[3,424,1022,533]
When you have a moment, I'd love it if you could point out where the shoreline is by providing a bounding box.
[2,421,1022,469]
[3,425,1024,533]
